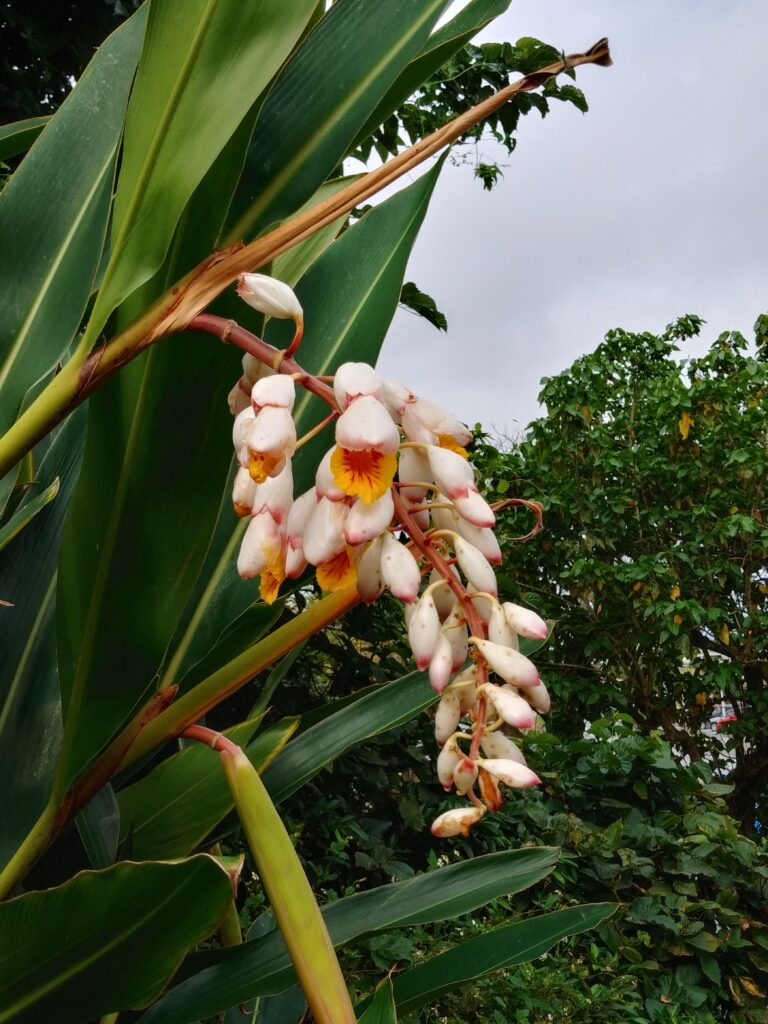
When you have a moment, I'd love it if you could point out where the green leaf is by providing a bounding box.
[83,0,318,346]
[0,10,146,437]
[351,0,513,153]
[0,477,59,552]
[399,281,447,331]
[117,717,296,860]
[137,847,559,1024]
[0,116,49,162]
[358,978,397,1024]
[0,855,235,1024]
[0,411,85,871]
[75,782,120,869]
[262,669,439,804]
[392,904,617,1014]
[225,0,449,242]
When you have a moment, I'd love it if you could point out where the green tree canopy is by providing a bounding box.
[475,314,768,829]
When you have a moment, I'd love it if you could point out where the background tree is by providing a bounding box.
[474,314,768,830]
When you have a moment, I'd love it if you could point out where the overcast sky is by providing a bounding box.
[375,0,768,437]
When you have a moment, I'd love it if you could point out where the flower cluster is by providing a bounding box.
[227,273,551,837]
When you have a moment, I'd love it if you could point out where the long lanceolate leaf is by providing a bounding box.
[225,0,449,242]
[137,848,560,1024]
[81,0,318,352]
[0,410,85,872]
[0,10,146,440]
[391,904,618,1014]
[0,856,236,1024]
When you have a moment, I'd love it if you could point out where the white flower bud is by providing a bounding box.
[477,758,541,788]
[356,536,384,603]
[453,757,478,796]
[251,374,296,411]
[488,603,519,649]
[521,679,551,714]
[482,684,537,729]
[237,514,282,579]
[232,466,256,517]
[430,805,485,838]
[429,633,454,693]
[380,378,412,418]
[453,517,502,564]
[452,486,495,528]
[480,731,527,765]
[233,406,257,463]
[380,533,421,603]
[426,445,475,499]
[453,537,498,596]
[237,273,303,320]
[247,406,297,458]
[434,690,461,745]
[333,362,383,409]
[443,601,468,670]
[473,638,540,687]
[303,497,348,566]
[345,490,394,545]
[502,602,549,641]
[429,568,459,619]
[407,593,441,669]
[250,461,294,523]
[436,738,462,790]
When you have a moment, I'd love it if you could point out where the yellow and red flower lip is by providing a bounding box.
[330,446,397,505]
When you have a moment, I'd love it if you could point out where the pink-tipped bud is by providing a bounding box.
[454,518,502,564]
[453,757,479,796]
[453,486,496,528]
[482,684,537,729]
[425,445,475,499]
[502,602,549,641]
[380,533,421,603]
[453,537,498,596]
[473,638,540,688]
[408,593,441,669]
[434,690,461,745]
[488,603,519,649]
[430,805,485,838]
[429,633,454,693]
[436,738,462,790]
[477,757,541,788]
[345,490,394,545]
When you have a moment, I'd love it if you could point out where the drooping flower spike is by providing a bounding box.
[226,277,549,836]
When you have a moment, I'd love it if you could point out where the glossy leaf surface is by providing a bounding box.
[137,847,558,1024]
[225,0,448,242]
[84,0,317,344]
[392,903,617,1013]
[0,11,145,437]
[0,856,235,1024]
[0,412,85,870]
[117,718,296,859]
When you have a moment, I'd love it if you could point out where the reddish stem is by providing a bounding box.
[189,313,339,412]
[182,724,240,757]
